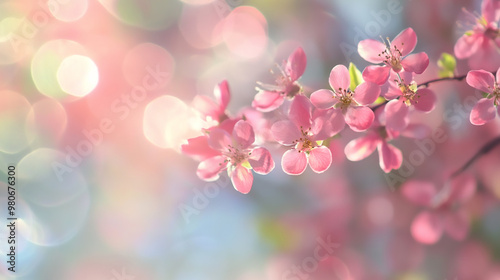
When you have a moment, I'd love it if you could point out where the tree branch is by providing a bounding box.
[450,136,500,178]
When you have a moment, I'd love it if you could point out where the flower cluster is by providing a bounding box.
[181,0,500,244]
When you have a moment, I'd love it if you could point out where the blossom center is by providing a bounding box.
[334,87,354,110]
[224,144,249,166]
[484,26,500,39]
[292,126,316,153]
[378,39,404,72]
[398,80,419,106]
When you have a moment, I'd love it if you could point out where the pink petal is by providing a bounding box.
[181,136,221,161]
[401,180,437,207]
[192,95,221,121]
[444,210,470,241]
[357,39,386,64]
[230,165,253,194]
[411,211,443,244]
[252,90,285,112]
[310,89,336,109]
[482,0,500,23]
[232,120,255,149]
[449,173,477,204]
[497,66,500,84]
[345,106,374,132]
[248,147,275,175]
[401,52,429,74]
[466,70,495,93]
[377,142,402,173]
[353,82,380,105]
[391,28,417,57]
[196,155,227,181]
[385,99,409,131]
[468,36,500,71]
[329,65,350,91]
[271,120,301,145]
[214,80,230,111]
[312,108,345,139]
[470,98,496,125]
[454,34,483,59]
[362,65,391,85]
[286,47,307,82]
[281,149,308,175]
[413,88,436,112]
[208,128,232,151]
[289,95,312,129]
[308,146,332,173]
[344,133,379,161]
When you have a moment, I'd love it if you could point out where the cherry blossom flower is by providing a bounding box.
[196,120,275,194]
[193,80,231,124]
[383,71,436,132]
[310,64,380,132]
[454,0,500,71]
[344,118,402,173]
[358,28,429,85]
[271,95,343,175]
[401,174,476,244]
[252,47,307,112]
[466,67,500,125]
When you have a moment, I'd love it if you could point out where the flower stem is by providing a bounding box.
[450,135,500,178]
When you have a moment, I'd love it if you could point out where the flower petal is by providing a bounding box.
[271,120,301,145]
[482,0,500,23]
[345,106,375,132]
[413,88,436,112]
[401,52,429,74]
[248,147,275,175]
[197,155,227,181]
[310,89,336,109]
[308,146,332,173]
[192,95,221,120]
[232,120,255,149]
[353,82,380,105]
[470,98,496,125]
[181,135,221,161]
[252,90,285,112]
[289,95,312,129]
[344,133,379,161]
[362,65,391,85]
[377,142,402,173]
[385,99,409,131]
[214,80,230,111]
[449,173,477,204]
[329,65,350,91]
[391,28,417,57]
[230,165,253,194]
[208,128,232,151]
[466,70,495,94]
[286,47,307,82]
[411,211,443,244]
[454,34,483,59]
[281,149,308,175]
[312,108,345,139]
[357,39,386,64]
[401,180,437,207]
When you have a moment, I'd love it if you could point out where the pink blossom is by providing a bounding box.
[383,71,436,132]
[192,80,231,123]
[196,120,275,194]
[466,67,500,125]
[454,0,500,71]
[271,95,343,175]
[401,174,476,244]
[358,28,429,85]
[310,64,380,132]
[252,47,307,112]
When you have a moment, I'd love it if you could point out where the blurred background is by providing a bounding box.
[0,0,500,279]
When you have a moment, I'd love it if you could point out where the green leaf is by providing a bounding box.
[349,62,364,91]
[437,53,456,78]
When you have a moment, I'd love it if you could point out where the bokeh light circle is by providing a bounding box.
[143,95,200,150]
[57,55,99,97]
[25,98,67,146]
[0,90,32,154]
[31,39,88,99]
[49,0,88,22]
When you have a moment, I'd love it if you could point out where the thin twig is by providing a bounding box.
[450,136,500,178]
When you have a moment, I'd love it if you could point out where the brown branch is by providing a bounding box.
[450,136,500,178]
